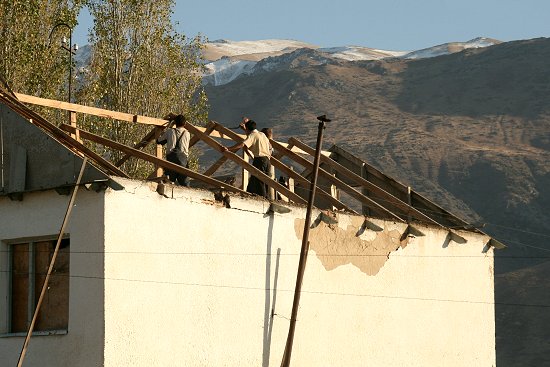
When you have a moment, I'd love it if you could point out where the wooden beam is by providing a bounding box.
[204,156,228,176]
[69,111,79,141]
[115,126,162,167]
[270,156,357,214]
[60,124,249,195]
[0,91,128,178]
[189,121,216,148]
[184,123,307,205]
[289,138,441,225]
[15,92,168,126]
[271,139,403,220]
[14,93,327,156]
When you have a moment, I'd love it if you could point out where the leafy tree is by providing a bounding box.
[80,0,208,176]
[0,0,83,118]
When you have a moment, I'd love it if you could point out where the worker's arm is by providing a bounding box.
[222,141,245,152]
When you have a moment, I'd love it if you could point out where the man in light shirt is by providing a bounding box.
[156,114,191,186]
[222,118,271,197]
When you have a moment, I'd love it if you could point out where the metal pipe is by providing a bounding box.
[280,115,328,367]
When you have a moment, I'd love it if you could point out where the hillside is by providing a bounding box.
[204,37,550,366]
[205,38,550,263]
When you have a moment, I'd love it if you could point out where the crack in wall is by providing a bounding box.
[295,216,409,276]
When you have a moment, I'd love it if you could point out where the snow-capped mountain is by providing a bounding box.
[402,37,501,59]
[203,37,501,86]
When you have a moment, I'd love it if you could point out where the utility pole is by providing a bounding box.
[280,115,330,367]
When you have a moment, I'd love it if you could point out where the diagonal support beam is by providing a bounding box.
[270,139,403,220]
[189,121,216,148]
[204,156,229,176]
[115,125,166,167]
[60,124,248,195]
[270,156,357,214]
[184,123,307,205]
[289,138,443,226]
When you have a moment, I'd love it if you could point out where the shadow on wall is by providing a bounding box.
[262,213,281,367]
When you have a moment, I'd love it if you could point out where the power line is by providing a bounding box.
[3,271,549,309]
[504,239,550,253]
[2,249,550,259]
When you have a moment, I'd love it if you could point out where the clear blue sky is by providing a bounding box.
[74,0,550,51]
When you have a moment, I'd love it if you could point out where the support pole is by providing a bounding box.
[17,158,88,367]
[280,115,329,367]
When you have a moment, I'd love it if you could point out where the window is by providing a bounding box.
[8,238,70,333]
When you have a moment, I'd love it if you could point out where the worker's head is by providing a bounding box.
[174,114,186,127]
[244,119,256,132]
[261,127,272,139]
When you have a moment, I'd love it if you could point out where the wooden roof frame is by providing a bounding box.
[7,91,497,240]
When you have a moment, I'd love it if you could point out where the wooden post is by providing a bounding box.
[288,167,295,193]
[69,111,80,142]
[155,127,164,178]
[361,163,371,216]
[269,164,276,200]
[241,150,249,191]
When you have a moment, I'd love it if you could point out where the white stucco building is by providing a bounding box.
[0,178,497,367]
[0,91,498,366]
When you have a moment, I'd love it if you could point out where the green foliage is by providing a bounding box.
[0,0,83,118]
[79,0,208,177]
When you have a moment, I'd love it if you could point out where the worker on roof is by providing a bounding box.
[222,118,271,198]
[157,114,191,187]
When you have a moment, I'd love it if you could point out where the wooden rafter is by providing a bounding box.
[270,156,357,214]
[116,126,165,167]
[0,91,128,178]
[204,156,229,176]
[60,124,249,195]
[270,139,404,220]
[211,121,357,213]
[289,138,442,226]
[189,121,216,148]
[184,123,307,205]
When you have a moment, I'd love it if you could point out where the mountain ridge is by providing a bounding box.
[203,37,501,85]
[204,37,550,365]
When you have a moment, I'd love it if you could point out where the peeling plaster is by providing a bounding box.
[295,216,410,276]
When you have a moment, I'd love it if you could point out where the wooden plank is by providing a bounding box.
[13,93,328,157]
[184,123,307,205]
[15,93,243,141]
[69,111,79,141]
[15,93,167,126]
[204,156,229,176]
[60,124,249,195]
[270,156,357,214]
[289,138,441,225]
[272,139,404,220]
[210,122,253,159]
[273,141,294,160]
[0,91,128,178]
[189,121,216,148]
[115,126,162,167]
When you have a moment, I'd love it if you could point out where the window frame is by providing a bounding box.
[1,235,70,337]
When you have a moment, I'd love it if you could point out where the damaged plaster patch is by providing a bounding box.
[295,216,408,276]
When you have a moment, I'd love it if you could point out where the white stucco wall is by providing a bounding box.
[0,178,496,366]
[0,188,105,367]
[101,179,495,367]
